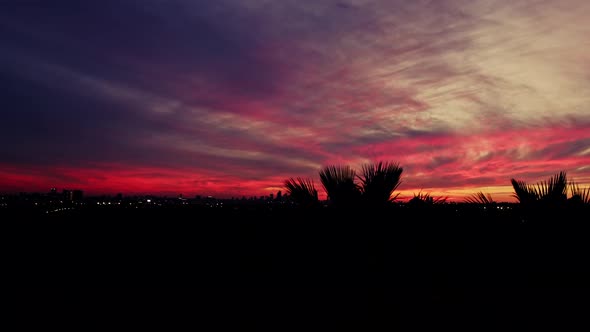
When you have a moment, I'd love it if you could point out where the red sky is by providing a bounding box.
[1,0,589,202]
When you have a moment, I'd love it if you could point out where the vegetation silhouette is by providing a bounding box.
[510,171,568,208]
[283,177,320,208]
[319,164,362,209]
[464,191,495,205]
[357,161,403,208]
[284,162,590,215]
[284,161,404,209]
[8,165,590,330]
[569,180,590,205]
[508,170,590,221]
[408,190,448,207]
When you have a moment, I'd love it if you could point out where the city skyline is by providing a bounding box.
[2,1,590,202]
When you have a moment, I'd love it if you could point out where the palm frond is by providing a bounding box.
[511,171,568,206]
[433,196,448,204]
[464,191,495,205]
[283,177,319,206]
[534,171,568,203]
[358,161,403,205]
[511,178,538,204]
[409,190,448,205]
[318,165,361,207]
[569,181,590,205]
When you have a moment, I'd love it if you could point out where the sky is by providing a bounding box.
[1,0,590,202]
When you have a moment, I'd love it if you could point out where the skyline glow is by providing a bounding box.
[1,0,589,202]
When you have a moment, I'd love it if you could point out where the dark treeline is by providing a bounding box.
[285,161,590,210]
[8,165,590,330]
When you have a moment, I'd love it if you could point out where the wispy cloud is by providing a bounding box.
[1,0,589,200]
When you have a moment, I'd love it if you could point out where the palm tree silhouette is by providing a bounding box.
[568,180,590,206]
[357,161,403,208]
[408,190,448,206]
[510,171,568,209]
[464,191,495,205]
[283,177,319,207]
[319,165,361,209]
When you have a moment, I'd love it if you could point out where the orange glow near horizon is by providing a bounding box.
[1,162,588,203]
[1,1,590,201]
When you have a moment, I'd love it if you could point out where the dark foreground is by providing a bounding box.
[7,204,590,330]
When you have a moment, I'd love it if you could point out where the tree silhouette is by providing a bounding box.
[357,161,403,208]
[464,191,495,205]
[319,165,361,209]
[283,177,319,207]
[408,190,448,207]
[568,180,590,206]
[511,171,568,209]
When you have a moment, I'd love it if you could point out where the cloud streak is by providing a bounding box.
[1,0,589,201]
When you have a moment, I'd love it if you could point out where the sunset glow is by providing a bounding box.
[1,0,589,202]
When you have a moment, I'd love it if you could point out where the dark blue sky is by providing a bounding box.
[1,0,589,200]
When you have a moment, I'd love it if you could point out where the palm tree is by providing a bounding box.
[357,161,403,208]
[536,171,568,204]
[569,180,590,206]
[319,165,361,208]
[283,177,319,207]
[510,171,568,208]
[510,178,538,207]
[464,191,498,217]
[464,191,495,205]
[408,190,448,206]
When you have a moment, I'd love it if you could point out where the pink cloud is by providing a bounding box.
[2,0,590,203]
